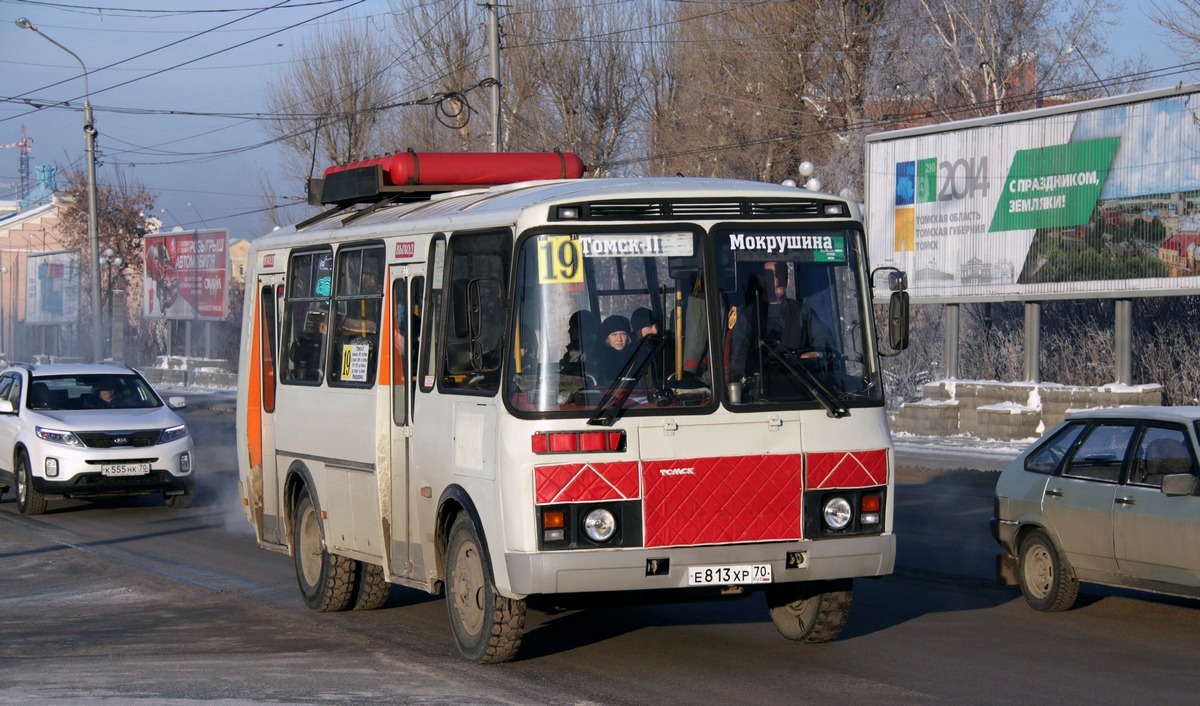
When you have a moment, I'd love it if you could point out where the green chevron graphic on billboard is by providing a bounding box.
[989,137,1119,232]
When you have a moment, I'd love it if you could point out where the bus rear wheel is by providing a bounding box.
[445,515,525,663]
[352,562,391,611]
[766,579,853,643]
[293,490,357,612]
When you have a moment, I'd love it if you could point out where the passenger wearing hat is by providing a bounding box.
[630,307,660,344]
[590,315,632,385]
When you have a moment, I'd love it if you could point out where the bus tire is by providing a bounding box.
[352,562,391,611]
[1018,529,1078,612]
[445,514,525,663]
[766,579,852,643]
[293,490,357,612]
[16,452,48,516]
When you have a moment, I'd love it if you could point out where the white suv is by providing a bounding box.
[0,363,195,515]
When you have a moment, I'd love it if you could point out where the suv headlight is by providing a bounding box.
[159,424,189,444]
[36,426,85,447]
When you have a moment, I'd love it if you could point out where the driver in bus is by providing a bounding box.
[727,260,834,386]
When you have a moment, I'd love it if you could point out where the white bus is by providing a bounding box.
[236,151,910,663]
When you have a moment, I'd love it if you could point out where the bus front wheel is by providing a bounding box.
[766,579,852,643]
[445,515,525,663]
[292,490,357,612]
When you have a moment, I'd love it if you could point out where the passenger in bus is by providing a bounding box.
[557,310,598,378]
[630,307,660,344]
[291,304,329,381]
[727,261,834,384]
[590,315,633,386]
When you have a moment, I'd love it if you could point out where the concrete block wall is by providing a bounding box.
[891,379,1165,441]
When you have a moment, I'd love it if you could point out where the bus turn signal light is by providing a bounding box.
[531,430,625,454]
[861,494,882,525]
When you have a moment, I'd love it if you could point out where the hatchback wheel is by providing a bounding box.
[1018,529,1079,611]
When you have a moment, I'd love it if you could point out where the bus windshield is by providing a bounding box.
[713,227,879,408]
[508,229,712,414]
[507,225,881,415]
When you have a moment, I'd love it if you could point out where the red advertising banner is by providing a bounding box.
[143,229,229,320]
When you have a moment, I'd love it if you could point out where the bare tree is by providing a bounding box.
[1150,1,1200,59]
[57,167,155,356]
[263,16,399,190]
[382,0,491,152]
[915,0,1133,120]
[501,0,648,173]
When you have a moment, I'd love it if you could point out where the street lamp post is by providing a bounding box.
[98,247,123,360]
[17,17,104,363]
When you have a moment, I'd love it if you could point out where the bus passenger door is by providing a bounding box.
[388,268,422,580]
[250,275,286,545]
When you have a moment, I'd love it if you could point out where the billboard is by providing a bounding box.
[25,250,81,325]
[866,84,1200,303]
[143,229,229,320]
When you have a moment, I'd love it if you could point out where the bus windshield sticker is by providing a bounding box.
[341,342,370,382]
[537,235,584,284]
[578,232,693,258]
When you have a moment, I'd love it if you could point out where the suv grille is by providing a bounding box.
[76,430,162,448]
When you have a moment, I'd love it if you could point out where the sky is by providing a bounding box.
[0,0,1196,243]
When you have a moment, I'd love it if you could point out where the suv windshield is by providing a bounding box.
[28,374,162,411]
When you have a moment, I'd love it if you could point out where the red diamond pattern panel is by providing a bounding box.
[805,449,888,489]
[535,461,641,505]
[643,455,802,548]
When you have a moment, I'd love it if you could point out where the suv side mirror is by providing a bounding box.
[167,396,187,410]
[0,399,13,414]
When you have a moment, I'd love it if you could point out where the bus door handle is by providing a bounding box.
[767,415,782,432]
[662,420,678,436]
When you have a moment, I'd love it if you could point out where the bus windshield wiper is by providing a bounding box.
[588,333,670,427]
[759,341,849,418]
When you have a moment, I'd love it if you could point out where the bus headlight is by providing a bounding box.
[583,508,616,542]
[822,496,853,530]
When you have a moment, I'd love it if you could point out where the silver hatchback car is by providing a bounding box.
[0,363,195,515]
[993,406,1200,610]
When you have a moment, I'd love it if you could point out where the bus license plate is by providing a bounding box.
[102,463,150,477]
[687,563,772,586]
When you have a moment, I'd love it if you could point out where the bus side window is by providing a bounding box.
[328,244,385,388]
[441,230,512,393]
[419,238,445,394]
[281,249,333,385]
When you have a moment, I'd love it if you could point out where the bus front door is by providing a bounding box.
[387,269,421,581]
[251,275,286,545]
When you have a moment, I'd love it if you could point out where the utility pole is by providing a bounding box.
[485,2,503,152]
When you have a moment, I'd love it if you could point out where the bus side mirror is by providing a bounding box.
[872,266,909,355]
[888,290,910,351]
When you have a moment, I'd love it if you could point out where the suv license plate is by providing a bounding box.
[102,463,150,477]
[687,563,772,586]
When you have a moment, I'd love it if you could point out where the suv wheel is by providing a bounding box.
[16,452,48,516]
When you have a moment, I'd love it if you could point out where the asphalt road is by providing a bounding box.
[2,397,1199,704]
